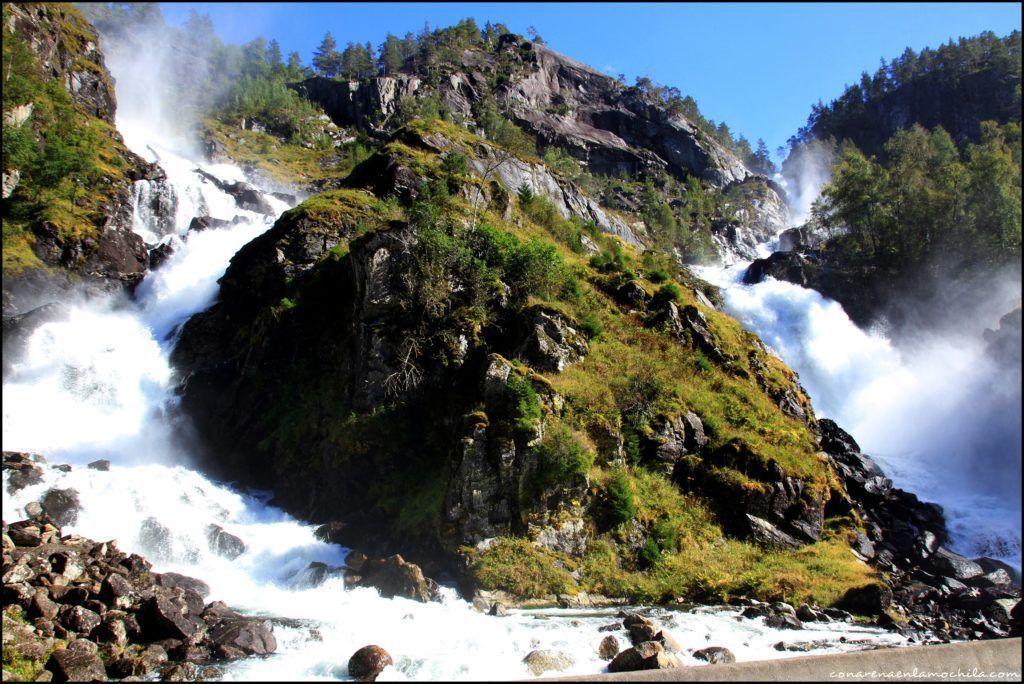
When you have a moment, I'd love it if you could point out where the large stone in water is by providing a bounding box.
[348,644,393,682]
[522,649,574,675]
[41,488,80,526]
[693,646,736,664]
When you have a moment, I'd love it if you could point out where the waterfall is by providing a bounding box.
[0,74,915,684]
[698,234,1022,571]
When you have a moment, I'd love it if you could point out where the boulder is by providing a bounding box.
[929,547,984,581]
[138,517,174,561]
[835,583,893,616]
[358,555,433,602]
[41,488,81,527]
[188,216,233,232]
[765,614,804,630]
[45,639,107,682]
[86,459,111,471]
[348,644,393,682]
[7,520,44,547]
[607,641,680,672]
[598,634,620,660]
[139,596,198,641]
[58,604,102,635]
[155,572,211,598]
[522,649,574,675]
[2,451,47,493]
[693,646,736,664]
[208,618,277,658]
[206,524,246,560]
[107,644,168,678]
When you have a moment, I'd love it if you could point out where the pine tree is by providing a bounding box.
[312,31,342,78]
[380,33,404,75]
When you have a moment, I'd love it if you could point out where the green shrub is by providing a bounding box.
[506,374,542,433]
[648,269,669,284]
[607,467,636,525]
[654,282,682,304]
[639,537,662,569]
[441,151,468,176]
[531,422,594,493]
[580,312,603,339]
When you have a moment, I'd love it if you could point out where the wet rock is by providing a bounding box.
[607,641,679,672]
[188,216,233,232]
[627,621,659,645]
[835,583,893,616]
[206,524,246,560]
[359,555,433,602]
[148,240,176,270]
[207,618,277,658]
[2,452,47,493]
[489,602,508,617]
[693,646,736,664]
[45,639,107,682]
[344,549,369,573]
[929,547,984,581]
[155,572,211,599]
[160,662,200,681]
[522,649,574,675]
[137,517,174,561]
[765,614,804,630]
[86,459,110,471]
[598,634,620,660]
[348,644,393,682]
[41,489,80,527]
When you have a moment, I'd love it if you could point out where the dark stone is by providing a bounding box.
[86,459,111,471]
[208,618,277,658]
[107,644,167,678]
[139,595,197,641]
[206,524,246,560]
[101,572,135,609]
[514,306,589,372]
[628,621,659,645]
[188,216,233,232]
[929,547,984,581]
[607,641,677,672]
[359,554,432,602]
[41,488,80,527]
[7,520,43,547]
[148,240,176,270]
[693,646,736,664]
[154,571,211,598]
[765,614,803,630]
[835,584,893,616]
[59,604,102,635]
[46,638,107,682]
[348,644,394,681]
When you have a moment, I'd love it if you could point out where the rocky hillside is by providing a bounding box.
[1,3,165,316]
[168,116,1021,631]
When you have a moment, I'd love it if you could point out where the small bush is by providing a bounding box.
[639,537,662,569]
[531,422,594,493]
[441,151,468,176]
[648,269,669,284]
[506,374,542,433]
[580,312,603,339]
[655,282,683,304]
[607,467,636,525]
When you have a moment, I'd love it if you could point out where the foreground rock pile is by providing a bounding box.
[2,464,277,681]
[818,420,1023,641]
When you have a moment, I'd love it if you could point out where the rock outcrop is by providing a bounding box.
[1,514,275,682]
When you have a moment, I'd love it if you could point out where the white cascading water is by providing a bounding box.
[0,52,913,680]
[699,185,1022,571]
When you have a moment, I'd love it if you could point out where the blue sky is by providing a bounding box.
[160,3,1022,160]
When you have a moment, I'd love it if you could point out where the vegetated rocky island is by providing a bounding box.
[2,3,1021,681]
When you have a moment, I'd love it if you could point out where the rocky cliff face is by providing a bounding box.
[283,35,785,262]
[1,3,158,316]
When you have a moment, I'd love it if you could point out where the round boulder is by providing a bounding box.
[522,649,574,676]
[348,645,393,682]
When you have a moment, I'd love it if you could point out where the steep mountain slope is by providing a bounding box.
[1,2,161,315]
